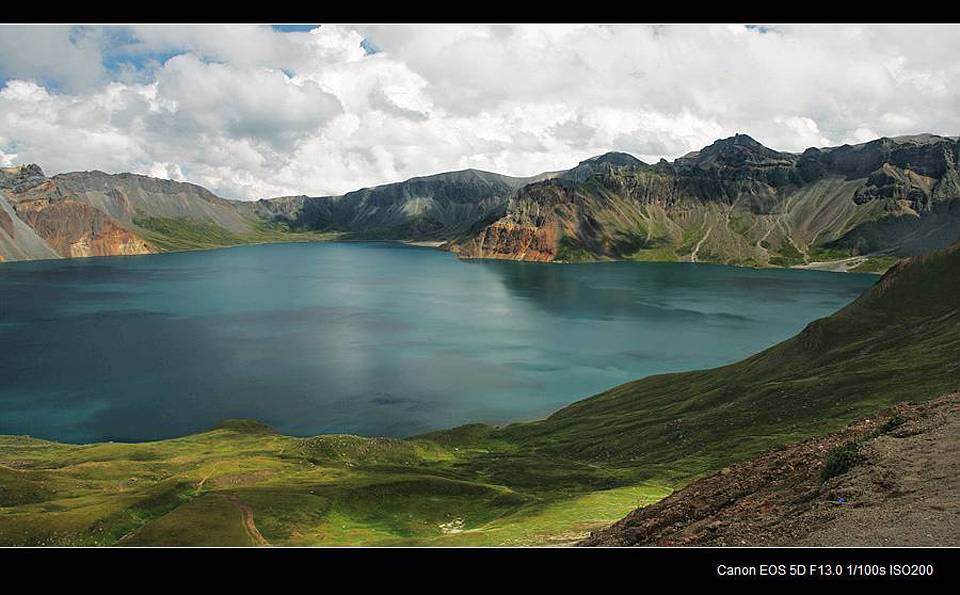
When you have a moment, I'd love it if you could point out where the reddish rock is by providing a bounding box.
[0,210,14,238]
[13,198,154,258]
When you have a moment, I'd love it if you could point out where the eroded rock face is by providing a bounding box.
[0,210,14,238]
[0,164,47,193]
[0,164,169,261]
[12,198,153,258]
[454,221,560,261]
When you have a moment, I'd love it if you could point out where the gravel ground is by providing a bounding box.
[581,393,960,547]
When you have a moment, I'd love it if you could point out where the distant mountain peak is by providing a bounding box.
[0,163,44,176]
[560,151,646,182]
[706,133,779,153]
[577,151,644,168]
[0,163,48,192]
[680,133,791,168]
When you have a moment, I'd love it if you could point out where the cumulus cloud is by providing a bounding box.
[0,24,958,200]
[0,25,107,92]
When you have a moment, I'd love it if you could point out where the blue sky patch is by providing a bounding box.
[360,38,381,55]
[271,25,319,33]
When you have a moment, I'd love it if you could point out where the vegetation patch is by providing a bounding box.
[133,215,339,253]
[821,443,863,482]
[555,236,598,262]
[850,256,900,273]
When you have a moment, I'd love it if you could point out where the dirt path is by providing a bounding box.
[223,494,271,547]
[581,393,960,547]
[794,255,870,272]
[690,220,714,263]
[755,217,777,251]
[755,193,808,261]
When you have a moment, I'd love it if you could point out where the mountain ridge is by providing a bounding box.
[3,132,959,271]
[452,132,960,270]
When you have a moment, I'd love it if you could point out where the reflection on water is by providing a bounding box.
[0,242,876,443]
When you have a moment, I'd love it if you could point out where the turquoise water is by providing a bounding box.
[0,242,877,443]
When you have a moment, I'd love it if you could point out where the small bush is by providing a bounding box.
[821,443,863,482]
[880,414,906,434]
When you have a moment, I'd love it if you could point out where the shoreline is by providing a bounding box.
[0,234,889,276]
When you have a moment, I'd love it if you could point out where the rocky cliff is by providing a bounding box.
[452,134,960,269]
[0,165,261,262]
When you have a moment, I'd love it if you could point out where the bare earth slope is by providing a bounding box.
[581,393,960,546]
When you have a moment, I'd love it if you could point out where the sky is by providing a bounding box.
[0,24,958,200]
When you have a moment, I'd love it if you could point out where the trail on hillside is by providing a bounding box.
[223,494,271,547]
[690,220,715,263]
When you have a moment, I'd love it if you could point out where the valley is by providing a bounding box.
[2,21,957,554]
[0,239,956,546]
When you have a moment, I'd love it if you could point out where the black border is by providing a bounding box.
[0,4,951,25]
[1,14,958,589]
[3,546,956,586]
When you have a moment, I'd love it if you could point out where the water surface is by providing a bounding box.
[0,242,876,442]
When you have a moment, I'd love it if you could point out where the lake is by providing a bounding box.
[0,242,877,443]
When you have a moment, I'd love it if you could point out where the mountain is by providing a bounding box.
[0,165,333,262]
[0,164,555,263]
[251,168,557,241]
[2,239,954,546]
[451,134,960,271]
[3,133,959,270]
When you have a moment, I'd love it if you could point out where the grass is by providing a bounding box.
[554,236,601,262]
[0,425,667,546]
[1,243,957,546]
[133,215,341,253]
[850,256,901,273]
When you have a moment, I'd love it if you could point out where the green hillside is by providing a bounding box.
[1,244,957,546]
[133,215,340,253]
[488,243,960,482]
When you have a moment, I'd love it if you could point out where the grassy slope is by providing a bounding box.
[0,245,957,546]
[0,423,668,546]
[489,243,960,482]
[132,215,341,253]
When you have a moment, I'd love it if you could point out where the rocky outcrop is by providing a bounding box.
[1,165,160,261]
[0,164,47,193]
[12,197,153,258]
[460,221,560,262]
[580,393,960,547]
[0,209,13,238]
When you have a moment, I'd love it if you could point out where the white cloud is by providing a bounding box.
[0,25,107,92]
[0,24,958,200]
